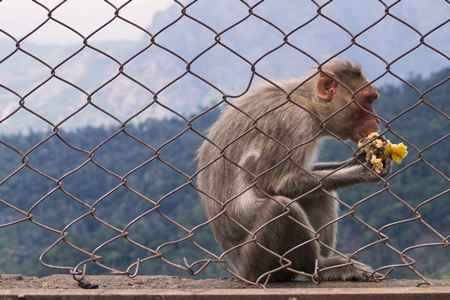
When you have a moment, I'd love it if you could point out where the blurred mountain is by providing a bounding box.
[0,0,449,134]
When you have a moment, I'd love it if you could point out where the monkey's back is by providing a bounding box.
[196,82,322,243]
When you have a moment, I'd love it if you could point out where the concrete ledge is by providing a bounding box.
[1,275,449,299]
[2,287,450,300]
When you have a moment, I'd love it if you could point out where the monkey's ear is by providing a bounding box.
[317,71,337,101]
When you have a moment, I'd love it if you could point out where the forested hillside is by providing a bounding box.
[0,67,449,280]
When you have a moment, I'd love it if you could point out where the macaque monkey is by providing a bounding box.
[196,58,392,282]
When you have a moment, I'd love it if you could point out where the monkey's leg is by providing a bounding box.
[301,193,376,281]
[227,194,375,282]
[228,195,323,282]
[300,192,339,258]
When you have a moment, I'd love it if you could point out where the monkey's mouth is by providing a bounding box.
[352,131,372,143]
[355,129,380,141]
[360,131,376,139]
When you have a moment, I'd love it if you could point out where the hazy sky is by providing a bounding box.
[0,0,173,45]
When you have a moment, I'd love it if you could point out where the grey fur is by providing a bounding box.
[196,58,391,282]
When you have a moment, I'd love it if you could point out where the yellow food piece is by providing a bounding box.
[358,132,408,173]
[389,141,408,164]
[370,155,383,174]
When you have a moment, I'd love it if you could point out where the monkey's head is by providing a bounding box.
[315,62,380,143]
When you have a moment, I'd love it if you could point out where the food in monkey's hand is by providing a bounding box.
[358,132,408,174]
[358,132,388,174]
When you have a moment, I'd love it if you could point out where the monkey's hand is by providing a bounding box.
[349,151,392,182]
[365,154,392,179]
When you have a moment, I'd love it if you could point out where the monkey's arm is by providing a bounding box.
[272,156,392,196]
[311,161,351,171]
[311,153,366,171]
[314,158,391,191]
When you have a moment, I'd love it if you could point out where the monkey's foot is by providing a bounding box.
[319,260,380,282]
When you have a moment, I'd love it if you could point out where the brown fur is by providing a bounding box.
[196,58,391,282]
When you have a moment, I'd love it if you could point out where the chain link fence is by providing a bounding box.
[0,0,449,288]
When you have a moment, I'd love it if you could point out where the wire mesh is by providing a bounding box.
[0,0,449,288]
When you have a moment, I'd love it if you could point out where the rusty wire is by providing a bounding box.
[0,0,449,289]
